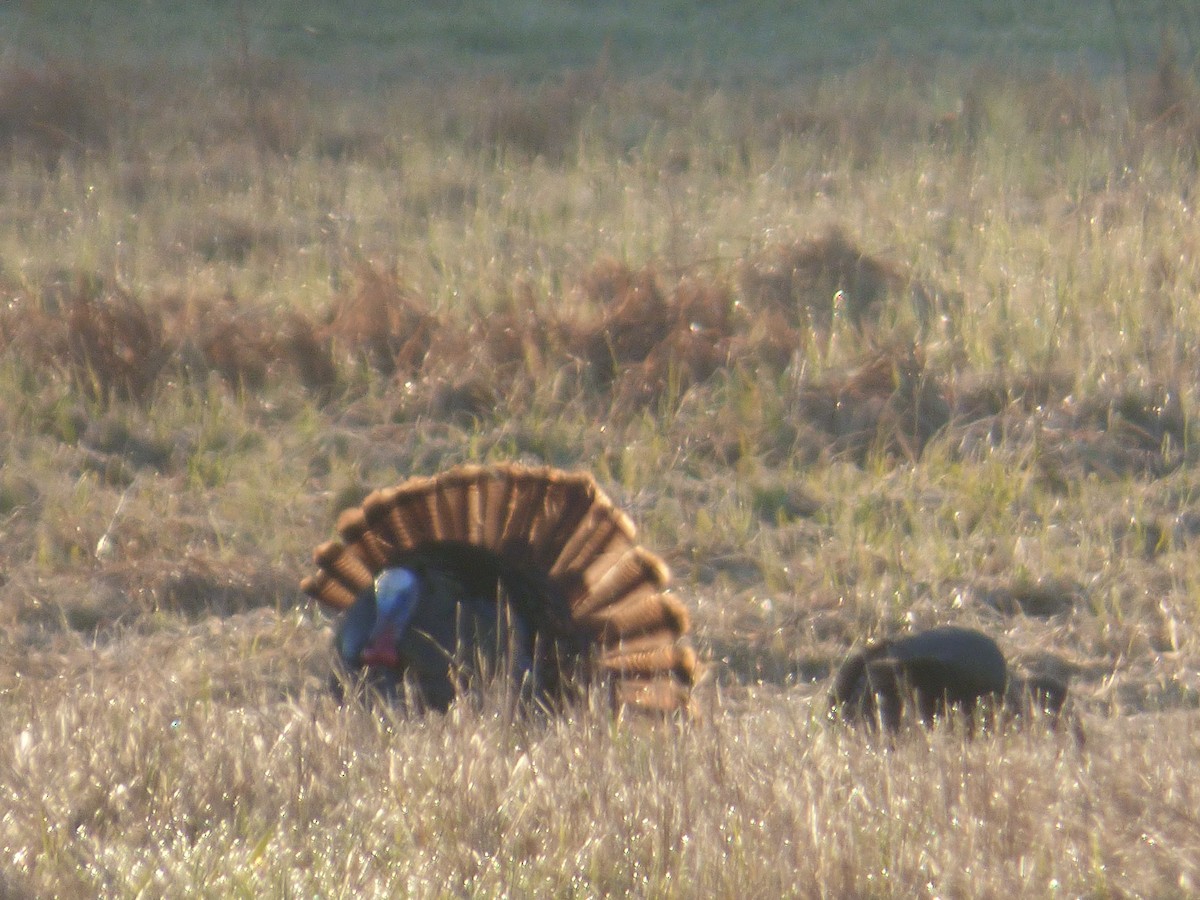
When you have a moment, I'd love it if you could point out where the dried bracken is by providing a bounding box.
[161,291,338,397]
[612,325,730,411]
[739,226,937,340]
[325,265,439,376]
[794,345,951,463]
[949,376,1191,481]
[568,259,674,382]
[564,260,738,408]
[59,280,170,404]
[1,275,148,401]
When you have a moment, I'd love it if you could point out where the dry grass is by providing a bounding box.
[1,633,1195,897]
[3,17,1200,896]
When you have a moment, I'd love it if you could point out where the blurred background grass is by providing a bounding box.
[3,0,1196,84]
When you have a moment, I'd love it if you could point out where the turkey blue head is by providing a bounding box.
[337,567,420,670]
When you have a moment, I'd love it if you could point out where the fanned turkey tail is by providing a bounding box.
[302,463,699,714]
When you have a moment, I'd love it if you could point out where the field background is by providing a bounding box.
[3,1,1200,896]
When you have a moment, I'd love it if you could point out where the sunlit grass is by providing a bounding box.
[3,9,1200,896]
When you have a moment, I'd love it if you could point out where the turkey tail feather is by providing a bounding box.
[301,463,698,714]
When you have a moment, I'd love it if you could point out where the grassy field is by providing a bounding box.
[4,2,1200,896]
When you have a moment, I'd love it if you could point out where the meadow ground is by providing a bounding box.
[3,2,1200,896]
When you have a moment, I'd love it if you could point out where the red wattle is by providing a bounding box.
[360,625,400,667]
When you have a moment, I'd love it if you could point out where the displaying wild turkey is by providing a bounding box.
[301,463,698,714]
[830,625,1079,741]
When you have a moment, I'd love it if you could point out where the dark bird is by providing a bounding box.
[302,463,698,714]
[829,625,1080,741]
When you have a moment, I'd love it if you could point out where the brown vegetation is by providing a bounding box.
[0,61,113,165]
[324,265,440,377]
[739,226,938,339]
[3,236,1191,479]
[473,60,610,159]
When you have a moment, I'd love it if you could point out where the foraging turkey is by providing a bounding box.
[301,463,698,714]
[829,625,1079,740]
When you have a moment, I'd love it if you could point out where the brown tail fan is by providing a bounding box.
[301,463,698,714]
